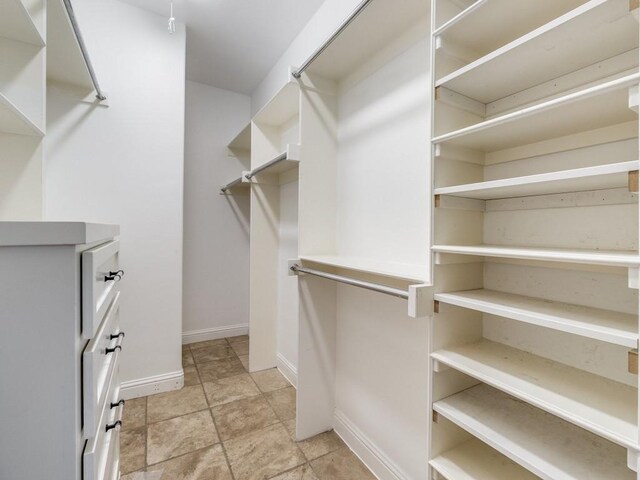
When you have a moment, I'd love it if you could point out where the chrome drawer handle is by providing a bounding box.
[104,274,122,282]
[110,270,125,277]
[110,399,125,409]
[105,334,124,355]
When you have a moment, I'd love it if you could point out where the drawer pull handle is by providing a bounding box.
[105,334,124,355]
[105,345,122,354]
[110,270,125,277]
[105,420,122,432]
[111,399,125,409]
[105,274,122,282]
[110,331,125,340]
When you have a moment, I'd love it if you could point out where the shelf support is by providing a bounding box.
[433,300,440,314]
[628,267,640,289]
[435,86,486,117]
[628,448,639,472]
[628,170,638,192]
[628,349,638,375]
[434,35,479,64]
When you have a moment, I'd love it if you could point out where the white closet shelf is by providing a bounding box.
[46,0,95,94]
[253,81,299,127]
[434,161,639,200]
[434,0,584,52]
[430,438,539,480]
[299,255,428,283]
[432,339,638,449]
[247,144,300,178]
[432,244,640,268]
[227,123,251,151]
[432,74,639,152]
[436,0,638,104]
[0,92,44,136]
[433,384,635,480]
[434,289,638,348]
[0,0,45,46]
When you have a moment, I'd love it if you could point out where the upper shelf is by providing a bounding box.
[430,438,538,480]
[433,74,639,152]
[253,81,299,127]
[432,244,640,268]
[0,92,44,136]
[0,0,45,46]
[435,289,638,348]
[434,161,639,200]
[300,254,428,284]
[434,0,585,51]
[46,0,95,95]
[434,384,635,480]
[436,0,638,103]
[432,339,638,449]
[303,0,429,81]
[227,123,251,151]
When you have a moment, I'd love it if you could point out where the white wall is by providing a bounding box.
[251,0,362,114]
[183,80,251,342]
[44,0,186,393]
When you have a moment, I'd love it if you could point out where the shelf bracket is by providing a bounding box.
[432,410,439,423]
[433,300,440,314]
[628,170,638,192]
[434,195,441,208]
[629,85,639,112]
[408,284,434,318]
[628,349,638,375]
[432,359,451,373]
[434,35,479,64]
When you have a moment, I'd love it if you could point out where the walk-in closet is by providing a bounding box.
[1,0,639,479]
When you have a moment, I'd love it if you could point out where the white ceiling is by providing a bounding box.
[120,0,325,94]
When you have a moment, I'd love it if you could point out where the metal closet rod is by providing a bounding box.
[290,264,409,299]
[63,0,106,101]
[291,0,374,79]
[221,177,243,193]
[245,152,288,180]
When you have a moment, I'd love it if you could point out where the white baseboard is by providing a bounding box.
[276,353,298,388]
[333,410,410,480]
[182,324,249,344]
[120,369,184,400]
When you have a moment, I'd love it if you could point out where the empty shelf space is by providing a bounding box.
[435,289,638,348]
[430,437,539,480]
[299,254,428,283]
[433,74,639,152]
[46,0,94,93]
[432,340,638,448]
[433,384,635,480]
[219,176,250,195]
[0,0,44,46]
[227,123,251,151]
[432,244,640,268]
[434,161,639,200]
[247,144,300,178]
[436,0,638,103]
[434,0,584,49]
[0,93,44,136]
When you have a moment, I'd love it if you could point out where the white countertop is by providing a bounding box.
[0,222,120,246]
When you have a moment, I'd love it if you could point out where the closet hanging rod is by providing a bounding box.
[221,177,243,193]
[245,152,288,180]
[63,0,106,101]
[290,264,409,299]
[291,0,374,79]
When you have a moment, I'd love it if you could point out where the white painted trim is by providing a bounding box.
[120,369,184,400]
[333,410,410,480]
[276,353,298,388]
[182,324,249,345]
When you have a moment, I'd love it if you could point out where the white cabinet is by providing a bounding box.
[0,222,121,480]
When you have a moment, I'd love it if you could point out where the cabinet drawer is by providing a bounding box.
[82,240,121,340]
[83,349,122,480]
[83,292,122,438]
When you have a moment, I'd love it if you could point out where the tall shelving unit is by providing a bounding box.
[0,0,105,221]
[428,1,640,479]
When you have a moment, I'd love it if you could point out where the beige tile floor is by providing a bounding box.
[120,335,376,480]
